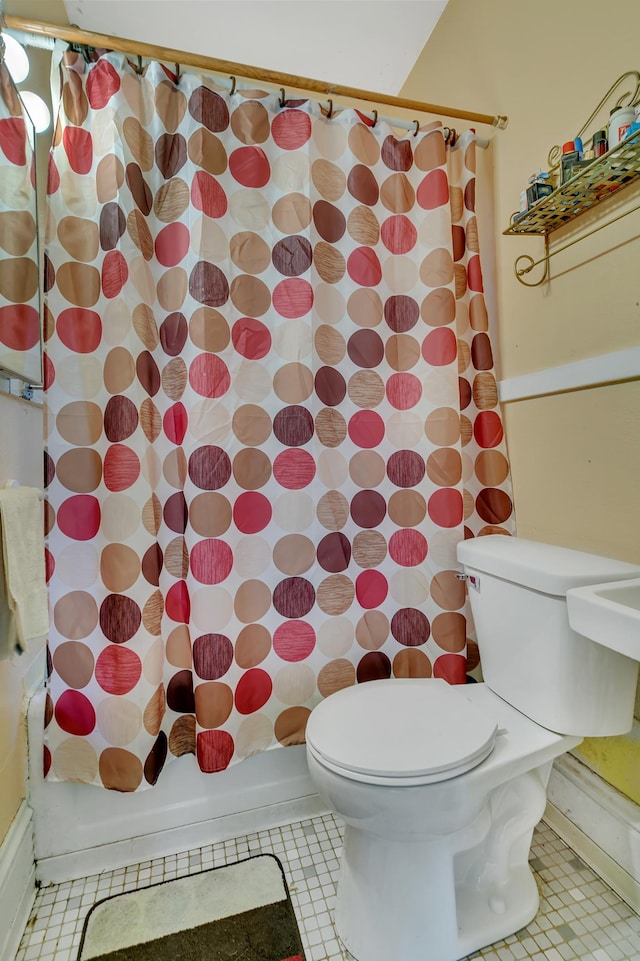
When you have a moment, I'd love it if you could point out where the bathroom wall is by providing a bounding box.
[402,0,640,801]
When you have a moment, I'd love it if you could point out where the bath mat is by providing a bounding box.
[77,854,305,961]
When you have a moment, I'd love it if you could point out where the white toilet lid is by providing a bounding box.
[306,678,498,785]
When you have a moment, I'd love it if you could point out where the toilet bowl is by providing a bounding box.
[305,536,640,961]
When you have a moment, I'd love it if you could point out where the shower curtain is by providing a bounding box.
[43,47,514,791]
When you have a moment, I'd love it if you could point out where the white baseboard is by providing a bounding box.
[0,802,36,961]
[545,754,640,911]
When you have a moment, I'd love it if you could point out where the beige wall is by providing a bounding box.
[403,0,640,799]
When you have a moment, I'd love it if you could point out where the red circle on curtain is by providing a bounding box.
[0,304,40,350]
[229,146,271,187]
[165,580,190,622]
[95,646,142,695]
[86,59,121,109]
[191,170,228,218]
[57,495,101,540]
[348,410,385,448]
[386,372,422,410]
[197,730,235,772]
[272,278,313,318]
[427,489,463,528]
[163,402,188,445]
[381,215,417,254]
[473,411,504,448]
[57,308,102,353]
[356,570,389,609]
[101,250,128,299]
[416,169,449,210]
[271,110,312,150]
[433,652,467,684]
[273,620,316,661]
[421,327,457,366]
[389,529,428,566]
[347,247,382,287]
[62,127,94,175]
[189,353,231,398]
[190,539,234,584]
[0,117,26,166]
[103,444,140,492]
[155,223,190,267]
[232,317,271,359]
[233,491,272,533]
[273,449,316,489]
[467,255,484,292]
[54,690,96,736]
[235,668,272,714]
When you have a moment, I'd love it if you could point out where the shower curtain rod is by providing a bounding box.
[3,14,508,131]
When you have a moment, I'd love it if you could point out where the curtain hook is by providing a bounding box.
[136,55,143,76]
[371,109,378,128]
[175,63,181,83]
[229,75,237,96]
[326,98,333,119]
[279,87,286,108]
[413,120,420,137]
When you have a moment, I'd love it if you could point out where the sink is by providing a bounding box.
[567,577,640,661]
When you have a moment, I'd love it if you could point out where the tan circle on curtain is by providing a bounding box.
[317,617,353,657]
[234,361,271,402]
[347,206,380,246]
[102,493,140,541]
[390,569,430,606]
[190,492,232,537]
[348,123,380,165]
[273,665,315,705]
[456,301,470,335]
[188,129,227,176]
[100,543,140,592]
[463,488,474,522]
[347,288,383,327]
[273,534,316,575]
[381,173,415,213]
[104,347,136,393]
[143,685,166,736]
[230,274,270,316]
[424,369,457,406]
[191,214,229,261]
[426,529,458,569]
[432,612,466,652]
[388,490,427,527]
[421,287,456,328]
[165,537,189,578]
[420,248,454,288]
[315,282,345,324]
[356,610,388,650]
[425,407,460,446]
[274,707,310,746]
[55,262,100,308]
[52,738,98,783]
[317,660,355,698]
[144,640,165,686]
[273,153,309,192]
[157,266,188,311]
[460,414,473,446]
[316,575,354,615]
[133,303,159,350]
[128,210,154,260]
[235,624,272,668]
[272,192,312,234]
[53,641,95,689]
[386,411,423,449]
[142,446,162,488]
[273,323,312,367]
[383,256,419,294]
[189,307,230,352]
[229,187,271,230]
[385,333,421,372]
[426,448,462,487]
[315,408,347,448]
[311,158,346,201]
[272,363,313,404]
[352,531,387,569]
[96,698,142,747]
[347,370,385,408]
[154,178,190,222]
[315,324,346,364]
[99,749,143,792]
[317,449,348,487]
[317,490,349,530]
[123,116,155,170]
[314,241,345,284]
[57,355,103,399]
[230,231,271,274]
[234,579,271,623]
[349,450,386,488]
[414,130,446,170]
[473,372,498,409]
[166,625,192,667]
[56,544,99,589]
[393,649,432,678]
[57,215,99,262]
[154,79,187,132]
[130,256,156,303]
[235,714,273,757]
[313,115,347,160]
[162,357,188,400]
[103,300,132,347]
[195,682,234,728]
[273,493,315,533]
[96,155,125,203]
[191,586,233,632]
[140,399,162,443]
[121,72,154,124]
[457,339,471,374]
[232,404,272,444]
[230,100,270,143]
[475,449,509,487]
[454,264,467,300]
[56,401,103,445]
[142,494,163,536]
[233,448,272,490]
[0,210,36,256]
[430,571,466,611]
[162,448,188,488]
[168,716,196,757]
[53,591,98,639]
[450,186,464,222]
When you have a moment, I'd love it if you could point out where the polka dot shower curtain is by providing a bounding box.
[43,47,514,791]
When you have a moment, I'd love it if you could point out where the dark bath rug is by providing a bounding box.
[77,853,305,961]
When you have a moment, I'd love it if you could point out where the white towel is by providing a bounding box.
[0,487,49,658]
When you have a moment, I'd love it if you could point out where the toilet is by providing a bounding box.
[305,535,640,961]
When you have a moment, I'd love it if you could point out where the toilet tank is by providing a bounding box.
[457,535,640,737]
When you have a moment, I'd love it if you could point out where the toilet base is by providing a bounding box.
[332,767,549,961]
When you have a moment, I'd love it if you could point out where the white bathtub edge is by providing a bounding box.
[0,801,36,961]
[545,754,640,912]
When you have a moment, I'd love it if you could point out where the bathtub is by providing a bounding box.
[27,685,326,884]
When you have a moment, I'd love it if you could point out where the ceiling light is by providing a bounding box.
[1,33,29,84]
[19,91,50,134]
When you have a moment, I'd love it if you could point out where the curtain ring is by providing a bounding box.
[279,87,286,108]
[175,63,181,83]
[136,55,143,76]
[413,120,420,137]
[326,98,333,119]
[371,109,378,128]
[229,75,237,96]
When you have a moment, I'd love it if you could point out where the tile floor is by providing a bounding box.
[16,814,640,961]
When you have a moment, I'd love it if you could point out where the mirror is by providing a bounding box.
[0,58,41,385]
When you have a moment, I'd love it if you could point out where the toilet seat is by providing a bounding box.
[305,677,499,786]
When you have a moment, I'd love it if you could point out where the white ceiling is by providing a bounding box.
[62,1,448,96]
